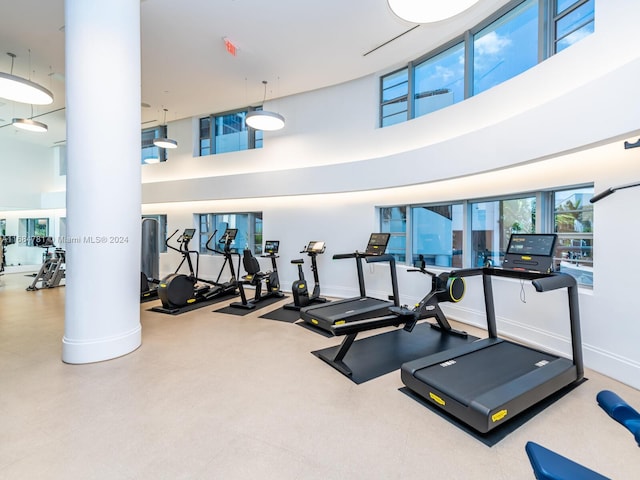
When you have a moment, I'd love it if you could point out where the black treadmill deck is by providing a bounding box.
[300,296,393,333]
[402,338,578,433]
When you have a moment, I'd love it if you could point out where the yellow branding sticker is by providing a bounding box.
[335,320,346,325]
[522,256,532,260]
[160,283,166,288]
[300,283,306,289]
[429,392,446,406]
[311,319,319,325]
[187,298,195,304]
[491,409,508,422]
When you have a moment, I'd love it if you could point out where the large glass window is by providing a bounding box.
[141,126,167,165]
[473,0,538,95]
[555,0,595,53]
[198,212,263,254]
[380,68,408,127]
[471,196,536,267]
[412,204,464,268]
[380,207,406,262]
[19,218,50,246]
[554,187,593,285]
[414,42,465,118]
[199,108,262,156]
[379,0,594,127]
[382,185,593,286]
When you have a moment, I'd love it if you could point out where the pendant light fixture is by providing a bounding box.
[387,0,480,23]
[0,52,54,105]
[245,81,285,131]
[153,108,178,149]
[12,104,48,133]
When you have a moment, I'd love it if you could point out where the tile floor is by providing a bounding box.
[1,272,639,479]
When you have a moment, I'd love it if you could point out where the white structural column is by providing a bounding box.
[63,0,142,363]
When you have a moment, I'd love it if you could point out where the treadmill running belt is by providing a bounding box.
[413,341,559,407]
[304,297,389,318]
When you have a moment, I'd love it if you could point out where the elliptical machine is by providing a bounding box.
[230,240,284,309]
[284,240,328,310]
[204,227,239,297]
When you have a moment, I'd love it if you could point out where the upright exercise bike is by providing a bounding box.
[284,240,328,310]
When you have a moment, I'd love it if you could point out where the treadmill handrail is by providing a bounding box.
[332,251,372,260]
[532,272,577,292]
[365,253,395,264]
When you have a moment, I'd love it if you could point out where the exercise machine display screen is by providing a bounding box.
[502,233,557,272]
[264,240,280,254]
[506,234,556,256]
[222,228,238,241]
[182,228,196,241]
[365,233,391,256]
[307,241,325,253]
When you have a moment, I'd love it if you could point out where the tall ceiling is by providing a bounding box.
[0,0,509,148]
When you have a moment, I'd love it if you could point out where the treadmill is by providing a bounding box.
[300,233,400,334]
[401,233,584,434]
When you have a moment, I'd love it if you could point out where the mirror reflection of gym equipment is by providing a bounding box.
[26,236,66,291]
[1,235,17,275]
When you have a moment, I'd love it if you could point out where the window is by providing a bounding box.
[414,42,465,118]
[380,185,593,286]
[19,218,49,246]
[554,186,593,285]
[412,204,464,268]
[141,126,167,164]
[199,108,262,156]
[473,0,538,95]
[380,68,408,127]
[471,196,536,267]
[198,212,263,254]
[379,0,594,126]
[0,218,5,236]
[554,0,595,53]
[380,207,406,262]
[142,214,168,253]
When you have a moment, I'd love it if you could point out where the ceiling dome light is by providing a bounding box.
[0,53,54,105]
[12,117,48,133]
[246,110,285,131]
[387,0,480,23]
[152,138,177,149]
[245,80,285,131]
[153,108,178,149]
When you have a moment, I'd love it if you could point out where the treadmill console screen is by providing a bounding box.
[502,234,557,272]
[365,233,391,256]
[264,240,280,254]
[307,241,325,253]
